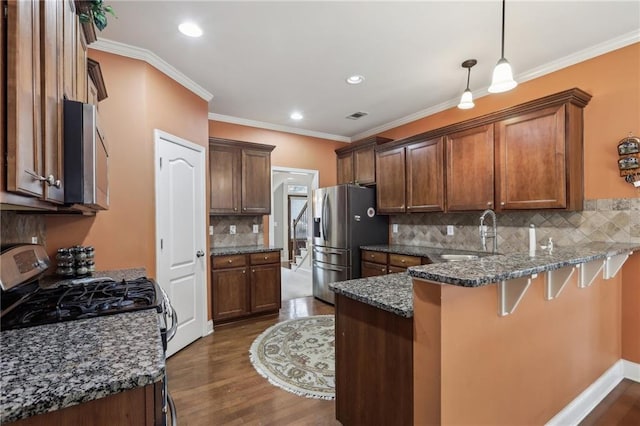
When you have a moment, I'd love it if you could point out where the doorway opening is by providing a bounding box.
[270,167,318,301]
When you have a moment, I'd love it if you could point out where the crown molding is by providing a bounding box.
[90,38,214,102]
[351,30,640,141]
[208,113,350,143]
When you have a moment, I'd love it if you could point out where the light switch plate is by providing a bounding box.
[253,224,259,233]
[392,224,398,233]
[230,225,236,235]
[447,225,454,236]
[31,236,38,244]
[209,226,214,235]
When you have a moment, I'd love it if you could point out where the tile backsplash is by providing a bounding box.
[0,211,46,246]
[390,198,640,253]
[210,216,264,247]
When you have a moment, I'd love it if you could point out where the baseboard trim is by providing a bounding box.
[546,359,640,425]
[206,320,214,336]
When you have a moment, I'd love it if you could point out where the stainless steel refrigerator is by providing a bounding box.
[312,184,388,304]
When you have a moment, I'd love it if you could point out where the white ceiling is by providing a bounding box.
[98,1,640,141]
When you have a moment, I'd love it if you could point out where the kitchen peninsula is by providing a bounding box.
[330,242,640,425]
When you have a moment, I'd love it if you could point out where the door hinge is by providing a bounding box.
[159,157,163,169]
[161,238,163,250]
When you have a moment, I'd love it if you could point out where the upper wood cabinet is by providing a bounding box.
[376,138,445,214]
[495,104,576,210]
[445,125,495,211]
[374,88,591,213]
[209,138,275,215]
[336,136,392,185]
[2,0,96,210]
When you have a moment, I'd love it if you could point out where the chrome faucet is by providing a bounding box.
[479,209,498,254]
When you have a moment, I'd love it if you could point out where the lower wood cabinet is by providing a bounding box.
[335,294,413,425]
[361,250,430,277]
[7,382,163,426]
[212,251,281,323]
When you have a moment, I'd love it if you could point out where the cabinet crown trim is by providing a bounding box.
[377,87,592,152]
[335,136,393,155]
[209,137,275,152]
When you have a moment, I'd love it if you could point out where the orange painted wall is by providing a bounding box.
[622,252,640,363]
[414,271,622,425]
[379,42,640,200]
[45,51,209,277]
[208,121,347,188]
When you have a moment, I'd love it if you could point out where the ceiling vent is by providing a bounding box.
[345,111,368,120]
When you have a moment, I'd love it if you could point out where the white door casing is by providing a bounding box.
[154,130,207,357]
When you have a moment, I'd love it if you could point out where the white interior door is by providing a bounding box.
[155,130,206,357]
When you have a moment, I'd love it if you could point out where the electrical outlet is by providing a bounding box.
[392,224,398,233]
[230,225,236,235]
[209,226,214,235]
[447,225,454,236]
[253,224,259,233]
[31,236,38,244]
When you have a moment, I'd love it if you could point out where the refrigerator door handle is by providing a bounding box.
[322,193,329,241]
[314,263,346,273]
[313,247,345,256]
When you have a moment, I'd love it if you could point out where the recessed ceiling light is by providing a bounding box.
[346,75,365,85]
[290,112,303,120]
[178,22,203,38]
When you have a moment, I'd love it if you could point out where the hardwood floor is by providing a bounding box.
[167,296,640,425]
[167,297,339,425]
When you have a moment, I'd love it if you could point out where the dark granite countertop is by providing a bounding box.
[0,310,164,423]
[360,244,488,262]
[408,242,640,287]
[329,273,414,318]
[329,242,639,317]
[40,267,147,289]
[210,246,282,256]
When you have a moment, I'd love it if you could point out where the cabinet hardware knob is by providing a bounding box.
[500,201,505,206]
[234,208,237,211]
[381,268,386,272]
[487,201,492,206]
[243,208,247,211]
[252,269,255,273]
[264,256,268,260]
[242,270,246,274]
[26,171,60,188]
[228,259,233,263]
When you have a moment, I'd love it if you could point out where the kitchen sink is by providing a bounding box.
[440,254,480,262]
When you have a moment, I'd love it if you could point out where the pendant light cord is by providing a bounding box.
[466,68,471,90]
[500,0,506,58]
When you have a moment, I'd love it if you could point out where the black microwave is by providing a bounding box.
[63,100,109,210]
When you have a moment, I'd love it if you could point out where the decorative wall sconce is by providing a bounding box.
[617,133,640,187]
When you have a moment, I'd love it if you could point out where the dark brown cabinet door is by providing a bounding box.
[250,264,281,313]
[406,138,444,212]
[61,0,76,101]
[209,145,240,214]
[446,125,495,211]
[242,149,271,214]
[40,0,64,204]
[6,0,43,198]
[376,147,406,214]
[354,147,375,185]
[495,105,567,210]
[212,267,250,321]
[337,153,353,184]
[361,261,388,278]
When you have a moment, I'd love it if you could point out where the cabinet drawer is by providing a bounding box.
[362,261,388,278]
[362,250,388,265]
[250,251,280,265]
[213,254,247,269]
[389,254,422,268]
[387,265,408,274]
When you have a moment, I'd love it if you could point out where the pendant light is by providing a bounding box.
[488,0,517,93]
[457,59,477,109]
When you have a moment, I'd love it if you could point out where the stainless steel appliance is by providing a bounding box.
[312,184,388,304]
[0,244,177,425]
[64,99,109,210]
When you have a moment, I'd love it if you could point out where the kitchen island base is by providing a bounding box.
[413,269,623,425]
[335,294,413,425]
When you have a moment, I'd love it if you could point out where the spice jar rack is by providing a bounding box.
[56,245,96,277]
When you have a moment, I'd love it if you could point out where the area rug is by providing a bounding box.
[249,315,335,400]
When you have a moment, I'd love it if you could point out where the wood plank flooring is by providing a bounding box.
[167,296,640,425]
[167,297,339,425]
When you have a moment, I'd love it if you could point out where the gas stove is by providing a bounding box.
[0,277,163,331]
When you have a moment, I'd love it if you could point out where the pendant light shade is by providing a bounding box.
[457,59,477,110]
[488,0,517,93]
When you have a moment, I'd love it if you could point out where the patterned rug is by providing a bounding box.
[249,315,335,400]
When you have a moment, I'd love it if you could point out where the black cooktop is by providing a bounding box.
[0,277,163,331]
